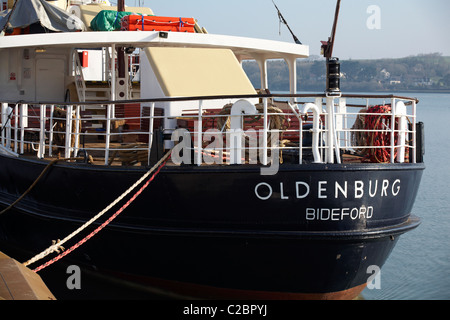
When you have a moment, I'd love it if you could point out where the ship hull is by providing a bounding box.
[0,154,424,299]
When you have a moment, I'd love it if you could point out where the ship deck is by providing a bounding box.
[23,144,378,167]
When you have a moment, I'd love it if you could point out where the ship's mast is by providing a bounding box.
[321,0,341,94]
[321,0,341,59]
[117,0,125,80]
[118,0,125,11]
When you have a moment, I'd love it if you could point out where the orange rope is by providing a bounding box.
[33,157,169,273]
[364,105,398,163]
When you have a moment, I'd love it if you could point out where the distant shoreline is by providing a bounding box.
[243,54,450,94]
[276,89,450,96]
[295,87,450,95]
[343,89,450,94]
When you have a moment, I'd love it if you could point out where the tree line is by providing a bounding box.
[242,53,450,92]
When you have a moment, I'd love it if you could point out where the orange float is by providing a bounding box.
[121,15,196,32]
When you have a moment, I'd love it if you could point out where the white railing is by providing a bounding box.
[0,94,420,167]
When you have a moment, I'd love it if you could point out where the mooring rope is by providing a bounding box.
[0,157,84,216]
[23,149,172,271]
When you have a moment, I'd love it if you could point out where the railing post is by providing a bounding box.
[49,105,54,157]
[65,105,73,158]
[412,99,417,163]
[13,103,18,154]
[111,44,116,101]
[314,97,323,161]
[390,98,396,163]
[105,104,112,165]
[396,101,407,163]
[262,97,268,165]
[325,97,334,163]
[19,103,27,154]
[3,103,12,148]
[147,102,155,166]
[74,105,81,156]
[331,100,341,164]
[38,104,45,158]
[299,112,303,165]
[338,98,347,149]
[1,103,6,147]
[196,100,203,166]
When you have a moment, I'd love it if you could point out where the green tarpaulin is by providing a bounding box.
[90,10,147,31]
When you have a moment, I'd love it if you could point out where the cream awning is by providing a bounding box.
[143,47,257,97]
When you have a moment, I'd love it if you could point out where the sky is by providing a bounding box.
[124,0,450,60]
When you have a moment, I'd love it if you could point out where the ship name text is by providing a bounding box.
[254,179,401,201]
[254,178,401,221]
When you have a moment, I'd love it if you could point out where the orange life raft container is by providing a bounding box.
[121,15,196,32]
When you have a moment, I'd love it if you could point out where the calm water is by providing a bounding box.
[362,92,450,300]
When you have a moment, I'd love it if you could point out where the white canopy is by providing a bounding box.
[0,0,85,33]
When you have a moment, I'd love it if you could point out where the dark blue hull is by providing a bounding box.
[0,155,424,299]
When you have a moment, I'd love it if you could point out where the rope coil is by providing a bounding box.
[216,103,288,132]
[351,105,399,163]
